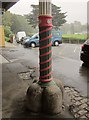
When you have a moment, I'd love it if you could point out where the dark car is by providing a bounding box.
[23,31,62,48]
[80,39,89,64]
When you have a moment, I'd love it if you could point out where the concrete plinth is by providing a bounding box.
[26,80,64,115]
[26,83,43,112]
[42,85,62,114]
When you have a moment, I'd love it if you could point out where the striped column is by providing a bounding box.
[39,0,53,85]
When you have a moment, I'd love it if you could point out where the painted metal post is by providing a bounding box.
[0,2,5,47]
[39,0,53,86]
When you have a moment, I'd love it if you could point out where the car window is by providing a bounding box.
[52,30,61,36]
[85,39,89,44]
[35,35,39,39]
[31,33,39,38]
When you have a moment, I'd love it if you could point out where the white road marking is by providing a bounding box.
[74,47,77,53]
[0,55,9,64]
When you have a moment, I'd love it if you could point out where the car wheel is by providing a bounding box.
[23,44,29,48]
[82,62,88,67]
[54,41,59,46]
[23,45,27,48]
[17,41,19,43]
[30,42,36,48]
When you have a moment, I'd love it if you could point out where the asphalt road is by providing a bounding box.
[2,43,89,97]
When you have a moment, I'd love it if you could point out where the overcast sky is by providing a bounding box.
[9,0,88,24]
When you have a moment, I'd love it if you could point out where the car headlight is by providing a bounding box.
[25,39,29,42]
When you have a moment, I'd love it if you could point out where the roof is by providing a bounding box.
[0,0,19,11]
[2,2,17,10]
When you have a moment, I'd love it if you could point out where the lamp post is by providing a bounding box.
[26,0,64,115]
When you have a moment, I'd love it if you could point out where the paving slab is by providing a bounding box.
[5,62,29,73]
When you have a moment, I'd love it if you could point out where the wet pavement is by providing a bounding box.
[2,43,88,97]
[1,42,89,119]
[53,54,88,97]
[17,69,89,119]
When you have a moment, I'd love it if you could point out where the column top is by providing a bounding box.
[39,0,51,2]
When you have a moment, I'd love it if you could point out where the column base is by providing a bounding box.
[26,80,64,115]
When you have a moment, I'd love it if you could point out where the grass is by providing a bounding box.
[62,34,87,40]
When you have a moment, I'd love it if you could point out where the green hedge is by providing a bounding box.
[62,34,87,44]
[62,34,87,40]
[62,38,86,44]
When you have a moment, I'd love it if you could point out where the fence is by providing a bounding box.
[62,38,86,44]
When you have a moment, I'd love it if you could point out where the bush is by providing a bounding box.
[4,26,13,38]
[5,37,10,42]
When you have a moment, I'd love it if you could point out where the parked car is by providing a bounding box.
[80,39,89,64]
[16,31,26,43]
[23,31,62,48]
[20,36,30,45]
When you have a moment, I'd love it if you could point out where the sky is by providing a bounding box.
[9,0,88,24]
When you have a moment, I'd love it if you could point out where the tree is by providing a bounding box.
[2,11,35,36]
[11,14,35,35]
[73,21,82,33]
[70,23,74,34]
[60,23,71,34]
[2,11,13,37]
[11,15,21,33]
[25,5,39,29]
[4,26,13,37]
[2,11,12,27]
[52,4,67,29]
[25,4,67,29]
[60,21,87,34]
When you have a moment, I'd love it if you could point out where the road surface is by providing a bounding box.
[2,43,89,97]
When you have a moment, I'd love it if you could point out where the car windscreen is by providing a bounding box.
[86,39,89,44]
